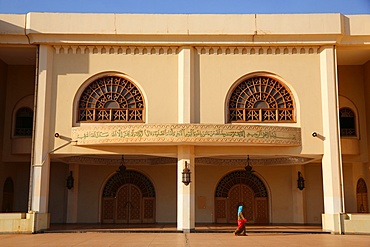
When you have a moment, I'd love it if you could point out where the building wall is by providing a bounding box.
[1,13,370,228]
[0,59,8,209]
[338,65,370,213]
[0,63,33,213]
[2,65,35,162]
[52,52,178,132]
[305,163,323,224]
[75,163,177,223]
[58,161,325,223]
[49,162,68,223]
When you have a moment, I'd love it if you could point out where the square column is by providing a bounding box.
[177,146,195,232]
[28,45,54,232]
[319,46,345,234]
[178,46,195,123]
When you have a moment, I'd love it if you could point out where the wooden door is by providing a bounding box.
[115,184,142,223]
[228,184,254,223]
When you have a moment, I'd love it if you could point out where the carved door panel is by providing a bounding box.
[102,198,115,223]
[242,185,255,222]
[227,184,254,223]
[255,197,268,223]
[128,185,141,223]
[115,184,142,223]
[142,198,156,223]
[215,198,227,223]
[228,185,241,223]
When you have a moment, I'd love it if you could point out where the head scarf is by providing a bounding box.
[238,206,243,215]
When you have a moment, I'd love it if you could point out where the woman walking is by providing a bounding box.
[234,205,247,236]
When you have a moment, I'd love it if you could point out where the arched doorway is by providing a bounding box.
[215,170,268,223]
[101,170,156,223]
[2,177,14,212]
[356,178,368,213]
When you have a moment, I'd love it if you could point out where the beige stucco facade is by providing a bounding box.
[0,13,369,233]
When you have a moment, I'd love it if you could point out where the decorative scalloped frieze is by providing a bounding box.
[53,46,319,55]
[53,45,179,55]
[196,46,320,55]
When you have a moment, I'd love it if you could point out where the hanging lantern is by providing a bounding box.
[117,155,126,176]
[297,171,305,190]
[245,155,255,177]
[182,161,191,186]
[66,171,74,190]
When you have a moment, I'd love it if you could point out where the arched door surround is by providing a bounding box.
[101,170,155,223]
[215,170,269,223]
[357,178,368,213]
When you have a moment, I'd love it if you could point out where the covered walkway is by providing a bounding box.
[45,223,324,234]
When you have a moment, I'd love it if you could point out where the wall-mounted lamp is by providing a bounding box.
[66,171,74,190]
[297,171,305,190]
[245,155,255,176]
[117,155,126,176]
[182,161,191,186]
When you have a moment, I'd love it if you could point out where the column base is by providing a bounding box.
[182,228,195,233]
[29,211,50,233]
[322,213,343,234]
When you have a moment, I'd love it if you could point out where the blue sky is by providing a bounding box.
[1,0,370,14]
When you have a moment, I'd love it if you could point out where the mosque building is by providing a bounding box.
[0,13,369,233]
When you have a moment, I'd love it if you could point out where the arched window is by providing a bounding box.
[14,107,33,137]
[78,75,145,122]
[228,75,295,123]
[339,107,356,137]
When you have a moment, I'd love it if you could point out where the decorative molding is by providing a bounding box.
[53,46,319,55]
[60,155,314,166]
[71,124,301,146]
[196,156,315,166]
[54,45,179,55]
[196,46,320,55]
[61,156,177,166]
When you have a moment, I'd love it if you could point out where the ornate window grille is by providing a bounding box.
[228,76,295,123]
[14,107,33,136]
[78,76,145,122]
[339,107,356,137]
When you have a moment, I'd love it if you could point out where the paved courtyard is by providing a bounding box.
[1,232,370,247]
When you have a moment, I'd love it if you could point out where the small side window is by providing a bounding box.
[339,108,356,137]
[14,107,33,137]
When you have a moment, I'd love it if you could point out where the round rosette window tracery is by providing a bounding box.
[228,76,295,122]
[78,76,145,122]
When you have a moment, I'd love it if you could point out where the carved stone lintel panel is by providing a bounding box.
[71,124,301,146]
